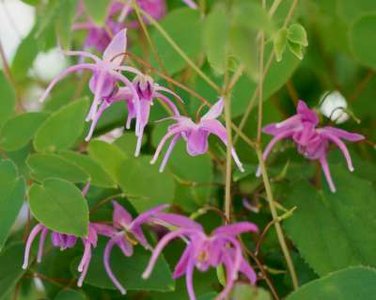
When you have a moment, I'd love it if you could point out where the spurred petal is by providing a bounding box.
[103,28,127,65]
[104,237,127,295]
[320,127,365,142]
[319,156,336,192]
[85,101,110,141]
[214,222,259,237]
[152,212,203,230]
[202,98,224,120]
[131,204,169,228]
[22,224,44,269]
[173,245,192,279]
[112,201,133,228]
[182,0,198,9]
[185,261,196,300]
[159,135,180,172]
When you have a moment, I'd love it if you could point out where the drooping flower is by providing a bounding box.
[22,223,113,287]
[39,29,140,126]
[84,74,182,151]
[258,100,364,192]
[142,217,258,300]
[151,99,244,172]
[103,201,169,295]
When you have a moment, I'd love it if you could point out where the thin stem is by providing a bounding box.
[138,8,221,93]
[223,93,233,222]
[256,148,299,289]
[234,0,299,144]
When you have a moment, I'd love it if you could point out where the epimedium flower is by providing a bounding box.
[151,99,244,172]
[142,217,259,300]
[258,100,365,192]
[22,223,114,287]
[39,29,140,127]
[84,73,182,152]
[103,201,169,295]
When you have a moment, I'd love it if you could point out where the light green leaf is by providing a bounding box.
[0,112,49,151]
[284,165,376,276]
[117,156,175,212]
[151,8,203,74]
[60,150,116,188]
[83,0,111,26]
[72,240,174,292]
[29,178,89,237]
[87,140,127,181]
[273,28,288,62]
[0,243,26,300]
[27,153,89,183]
[287,267,376,300]
[203,6,230,74]
[0,72,16,129]
[287,23,308,47]
[34,98,89,152]
[0,160,25,251]
[231,283,272,300]
[288,41,304,60]
[338,0,376,23]
[55,0,78,49]
[350,14,376,70]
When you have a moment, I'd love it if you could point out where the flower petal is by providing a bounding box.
[202,98,224,120]
[103,29,127,65]
[113,201,133,228]
[213,222,259,237]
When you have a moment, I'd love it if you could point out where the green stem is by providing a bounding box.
[223,94,233,221]
[139,9,221,93]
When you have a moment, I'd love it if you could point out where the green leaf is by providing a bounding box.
[54,289,86,300]
[60,150,116,188]
[0,72,16,129]
[83,0,111,26]
[55,0,78,49]
[72,240,174,292]
[0,112,49,151]
[87,140,127,181]
[350,14,376,70]
[0,160,25,251]
[231,283,272,300]
[338,0,376,23]
[27,153,89,183]
[151,8,203,74]
[29,178,89,237]
[117,156,176,212]
[0,243,26,300]
[288,41,304,60]
[11,28,39,81]
[284,165,376,276]
[203,6,230,74]
[273,28,288,62]
[287,24,309,47]
[34,98,89,152]
[287,267,376,300]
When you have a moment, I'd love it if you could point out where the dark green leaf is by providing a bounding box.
[29,178,89,237]
[54,289,86,300]
[231,283,271,300]
[0,112,49,151]
[0,243,26,300]
[287,267,376,300]
[27,153,89,183]
[0,160,25,250]
[72,240,174,292]
[0,72,16,129]
[284,165,376,276]
[34,98,89,152]
[350,14,376,70]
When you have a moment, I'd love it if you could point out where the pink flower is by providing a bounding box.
[103,202,169,295]
[142,215,258,300]
[22,223,113,287]
[259,100,364,192]
[151,99,244,172]
[39,29,140,130]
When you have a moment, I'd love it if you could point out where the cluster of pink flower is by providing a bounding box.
[24,2,366,299]
[23,195,258,299]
